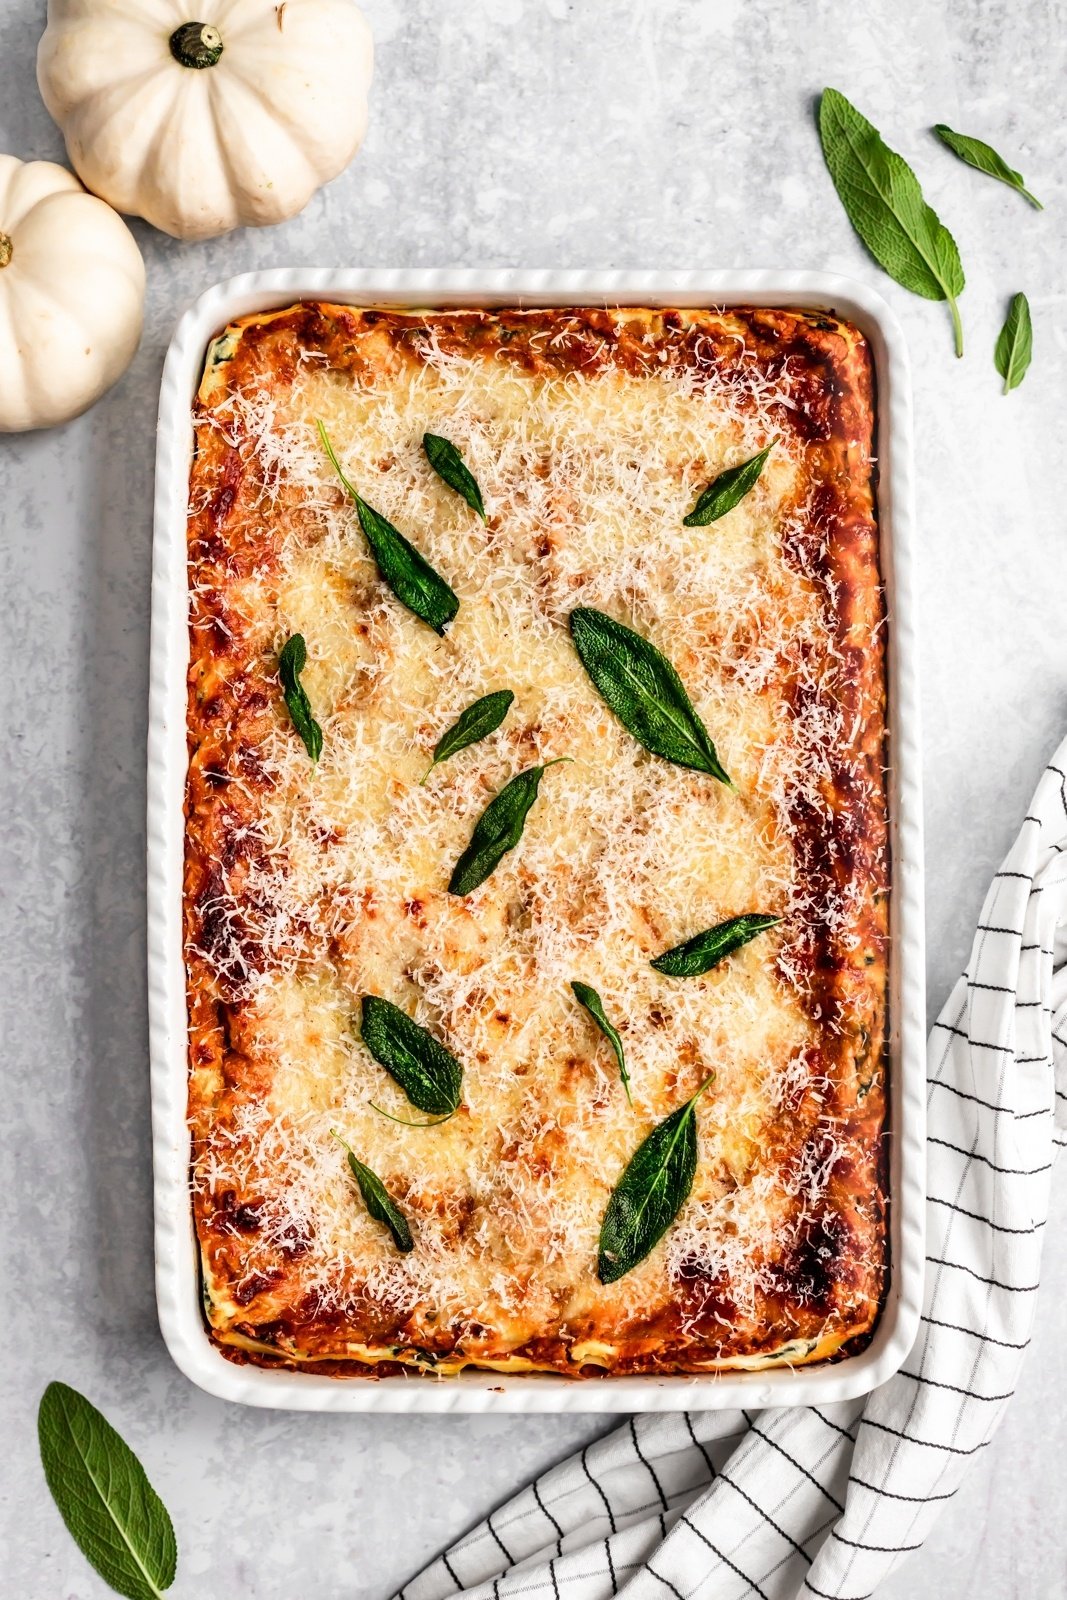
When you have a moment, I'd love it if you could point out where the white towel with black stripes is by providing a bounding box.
[404,744,1067,1600]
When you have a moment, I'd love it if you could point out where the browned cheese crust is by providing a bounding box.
[184,303,888,1378]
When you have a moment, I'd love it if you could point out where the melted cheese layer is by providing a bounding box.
[184,303,888,1377]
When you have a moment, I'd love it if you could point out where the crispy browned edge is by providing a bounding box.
[184,302,888,1379]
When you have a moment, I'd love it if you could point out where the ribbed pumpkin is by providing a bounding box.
[0,154,145,432]
[37,0,374,241]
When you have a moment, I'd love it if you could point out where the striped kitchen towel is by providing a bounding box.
[404,743,1067,1600]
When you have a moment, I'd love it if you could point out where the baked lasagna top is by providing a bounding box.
[184,300,888,1377]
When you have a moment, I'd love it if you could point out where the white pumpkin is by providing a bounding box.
[0,155,145,433]
[37,0,374,241]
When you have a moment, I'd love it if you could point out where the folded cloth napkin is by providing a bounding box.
[404,744,1067,1600]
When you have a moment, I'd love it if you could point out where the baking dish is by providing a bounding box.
[148,269,925,1412]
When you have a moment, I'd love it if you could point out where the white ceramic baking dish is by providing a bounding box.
[149,269,925,1412]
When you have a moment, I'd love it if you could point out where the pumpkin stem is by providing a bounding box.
[169,21,224,68]
[0,233,11,269]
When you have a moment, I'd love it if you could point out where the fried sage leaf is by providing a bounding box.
[318,420,459,634]
[683,440,776,527]
[572,981,631,1104]
[597,1078,712,1284]
[360,995,462,1115]
[422,689,514,783]
[423,432,487,521]
[994,293,1033,394]
[570,607,731,785]
[332,1132,414,1252]
[651,914,781,978]
[934,124,1043,210]
[38,1381,177,1600]
[278,634,323,762]
[819,88,965,356]
[448,759,569,895]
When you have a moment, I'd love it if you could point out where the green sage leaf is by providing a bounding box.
[683,440,777,527]
[332,1132,414,1252]
[651,913,781,978]
[819,88,966,356]
[38,1382,177,1600]
[423,433,487,521]
[572,981,631,1103]
[448,759,570,895]
[570,607,731,784]
[993,293,1033,394]
[318,420,459,635]
[278,634,323,762]
[597,1078,712,1283]
[933,125,1042,210]
[422,689,514,783]
[359,995,462,1115]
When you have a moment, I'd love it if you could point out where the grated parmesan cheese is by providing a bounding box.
[185,305,888,1373]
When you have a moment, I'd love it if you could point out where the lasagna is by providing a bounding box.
[184,301,888,1377]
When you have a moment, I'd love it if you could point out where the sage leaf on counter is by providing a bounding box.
[819,88,966,356]
[448,759,570,895]
[318,420,459,634]
[422,689,514,783]
[38,1381,177,1600]
[360,995,462,1115]
[572,981,632,1104]
[570,607,732,785]
[651,914,781,978]
[278,634,323,762]
[994,293,1033,394]
[423,433,487,521]
[332,1132,414,1252]
[934,124,1043,210]
[597,1078,713,1284]
[683,440,777,527]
